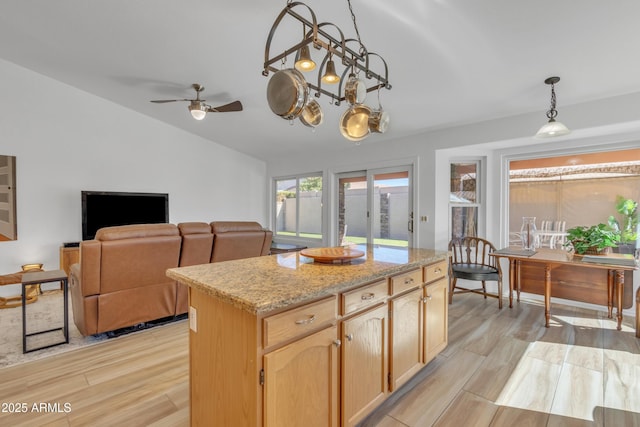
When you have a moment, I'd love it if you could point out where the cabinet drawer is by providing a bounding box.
[424,261,447,284]
[389,268,422,295]
[263,296,337,348]
[341,279,388,316]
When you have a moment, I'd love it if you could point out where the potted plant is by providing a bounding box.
[564,223,620,255]
[607,196,639,254]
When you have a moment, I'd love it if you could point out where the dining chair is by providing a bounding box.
[448,236,504,309]
[537,220,567,248]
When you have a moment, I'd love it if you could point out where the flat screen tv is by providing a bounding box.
[81,191,169,241]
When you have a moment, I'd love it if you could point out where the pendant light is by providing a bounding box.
[321,53,340,84]
[295,45,316,72]
[535,76,570,138]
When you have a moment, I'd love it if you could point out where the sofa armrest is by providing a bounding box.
[75,240,102,296]
[261,230,273,256]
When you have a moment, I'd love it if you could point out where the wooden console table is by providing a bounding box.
[492,248,637,331]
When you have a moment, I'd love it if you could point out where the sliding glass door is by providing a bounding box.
[337,166,413,247]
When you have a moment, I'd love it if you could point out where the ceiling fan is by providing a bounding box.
[150,83,243,120]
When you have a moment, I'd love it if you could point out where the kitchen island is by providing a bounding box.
[167,245,449,427]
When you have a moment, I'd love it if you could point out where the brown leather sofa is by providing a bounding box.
[70,221,272,336]
[210,221,272,262]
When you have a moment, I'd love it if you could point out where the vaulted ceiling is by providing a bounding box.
[2,0,640,161]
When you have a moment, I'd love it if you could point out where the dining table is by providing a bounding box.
[491,247,637,331]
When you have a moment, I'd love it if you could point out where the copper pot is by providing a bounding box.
[266,68,308,120]
[344,74,366,105]
[368,109,389,133]
[299,99,324,128]
[340,105,371,141]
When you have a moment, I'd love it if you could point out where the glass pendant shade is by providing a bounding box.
[535,77,569,138]
[189,102,207,120]
[294,45,316,72]
[535,118,570,138]
[321,59,340,84]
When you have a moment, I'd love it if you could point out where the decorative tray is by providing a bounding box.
[300,246,365,264]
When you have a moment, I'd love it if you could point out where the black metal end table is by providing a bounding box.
[21,269,69,353]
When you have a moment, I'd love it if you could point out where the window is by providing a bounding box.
[449,162,480,240]
[508,148,640,248]
[274,174,323,241]
[336,167,412,247]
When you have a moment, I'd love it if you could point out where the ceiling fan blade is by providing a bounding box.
[150,99,192,103]
[207,100,243,113]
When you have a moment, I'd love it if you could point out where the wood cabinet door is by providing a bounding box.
[341,304,389,427]
[263,325,339,427]
[424,279,448,364]
[389,287,423,391]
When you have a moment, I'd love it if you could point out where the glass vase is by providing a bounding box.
[520,217,537,250]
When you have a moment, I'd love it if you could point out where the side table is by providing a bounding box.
[22,269,69,353]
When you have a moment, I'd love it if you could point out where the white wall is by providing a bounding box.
[0,59,267,295]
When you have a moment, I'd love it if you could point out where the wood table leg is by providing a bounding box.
[615,270,624,331]
[607,270,614,319]
[636,286,640,338]
[544,264,551,328]
[508,258,515,308]
[516,259,522,303]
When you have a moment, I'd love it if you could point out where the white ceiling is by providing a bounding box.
[2,0,640,162]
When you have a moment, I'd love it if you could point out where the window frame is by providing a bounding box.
[449,160,482,241]
[272,172,324,244]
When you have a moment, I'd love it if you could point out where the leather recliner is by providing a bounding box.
[210,221,272,262]
[70,223,182,336]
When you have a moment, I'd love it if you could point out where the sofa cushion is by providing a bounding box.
[211,221,264,234]
[178,222,214,267]
[96,223,179,241]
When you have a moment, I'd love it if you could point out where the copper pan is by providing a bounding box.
[267,68,309,120]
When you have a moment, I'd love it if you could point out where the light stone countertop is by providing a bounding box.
[166,245,448,315]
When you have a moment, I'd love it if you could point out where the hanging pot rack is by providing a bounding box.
[263,1,391,106]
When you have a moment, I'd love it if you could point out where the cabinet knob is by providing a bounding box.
[345,333,353,342]
[333,339,342,348]
[422,295,432,303]
[294,315,316,325]
[361,292,375,300]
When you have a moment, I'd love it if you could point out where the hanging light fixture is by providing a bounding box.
[188,101,207,120]
[535,76,570,138]
[263,1,391,142]
[321,53,340,84]
[295,46,316,72]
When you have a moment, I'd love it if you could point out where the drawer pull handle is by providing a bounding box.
[404,278,415,285]
[361,292,375,300]
[434,268,442,274]
[345,333,354,341]
[295,315,316,325]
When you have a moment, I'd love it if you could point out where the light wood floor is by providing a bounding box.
[0,294,638,427]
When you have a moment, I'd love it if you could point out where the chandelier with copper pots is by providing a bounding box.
[263,0,391,142]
